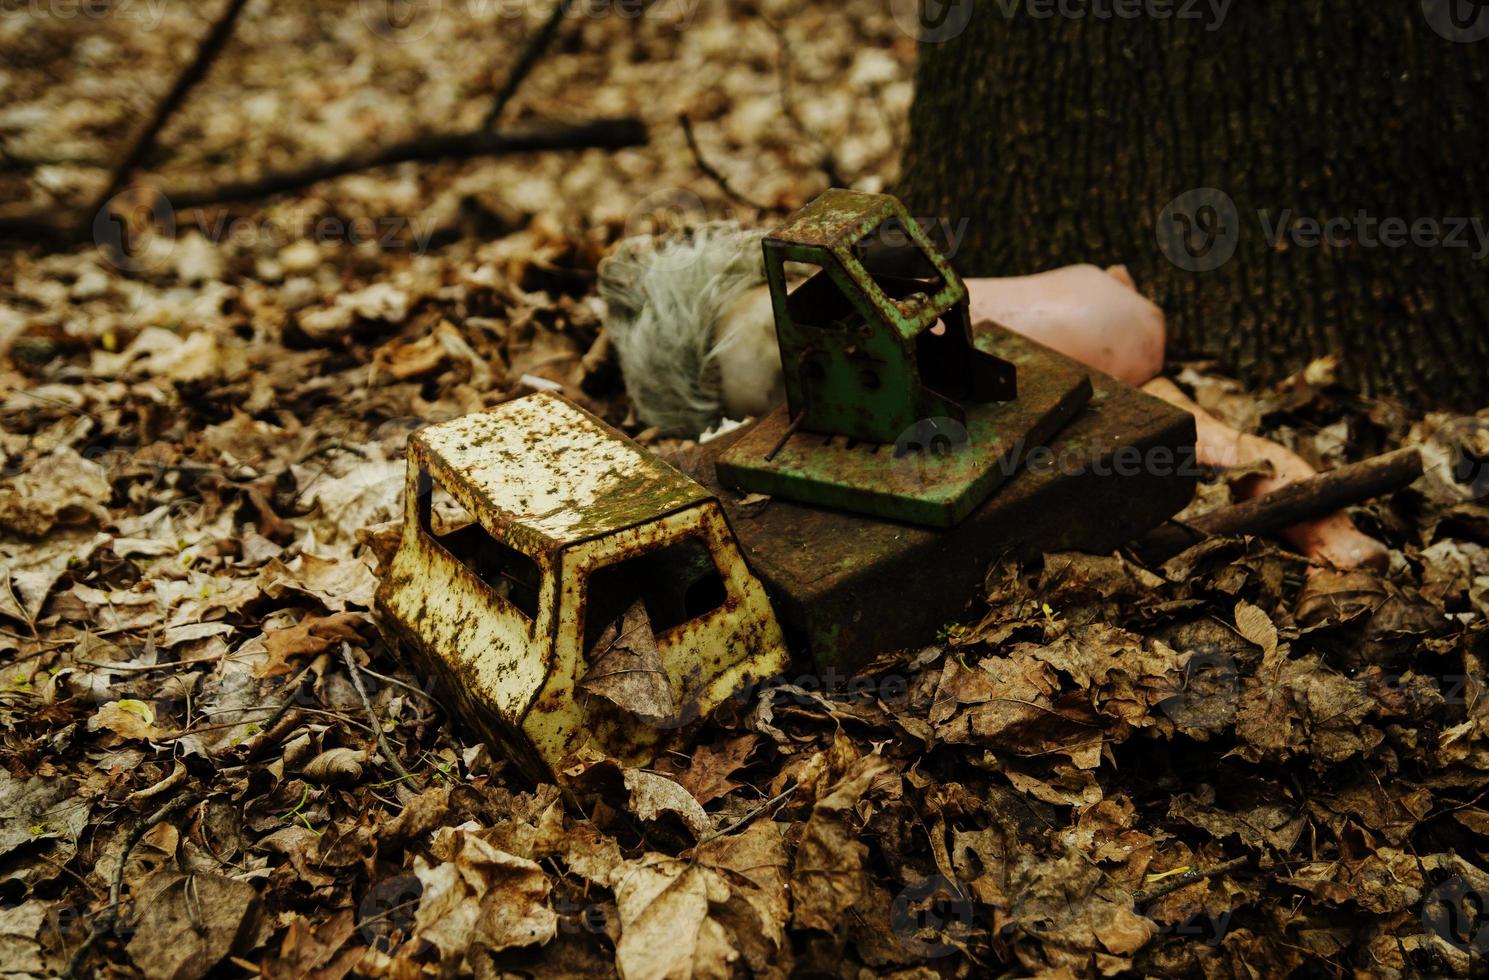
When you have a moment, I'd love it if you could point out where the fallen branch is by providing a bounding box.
[341,643,414,785]
[235,658,322,762]
[0,206,82,240]
[0,0,642,245]
[0,119,647,242]
[166,118,647,208]
[65,791,205,978]
[1133,447,1423,565]
[767,17,848,189]
[481,0,572,131]
[86,0,252,220]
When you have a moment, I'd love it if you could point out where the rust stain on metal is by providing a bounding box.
[411,392,710,550]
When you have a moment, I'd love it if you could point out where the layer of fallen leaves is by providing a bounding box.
[4,2,1489,978]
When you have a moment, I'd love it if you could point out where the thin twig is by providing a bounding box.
[341,643,413,784]
[693,784,797,850]
[354,663,443,707]
[232,659,323,761]
[481,0,572,131]
[87,0,252,221]
[679,115,775,213]
[79,653,233,673]
[3,0,625,243]
[1134,856,1249,906]
[3,0,641,243]
[65,791,204,978]
[768,19,848,188]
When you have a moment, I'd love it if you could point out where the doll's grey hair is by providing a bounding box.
[599,222,767,437]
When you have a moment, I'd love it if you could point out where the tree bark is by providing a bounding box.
[898,1,1489,408]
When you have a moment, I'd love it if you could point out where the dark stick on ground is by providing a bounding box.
[0,0,641,243]
[0,119,647,242]
[481,0,573,131]
[0,0,250,242]
[165,119,648,208]
[1133,448,1423,565]
[86,0,253,221]
[767,18,848,189]
[341,643,414,785]
[64,791,205,978]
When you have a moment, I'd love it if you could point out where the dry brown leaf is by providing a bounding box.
[614,855,738,980]
[261,910,358,979]
[259,611,367,678]
[791,751,897,933]
[412,828,558,964]
[580,599,676,721]
[300,747,366,786]
[0,901,53,978]
[88,700,167,741]
[533,802,627,889]
[259,552,377,611]
[0,529,109,622]
[674,734,759,805]
[124,872,260,980]
[0,448,110,537]
[696,821,791,973]
[1234,600,1279,662]
[624,769,710,839]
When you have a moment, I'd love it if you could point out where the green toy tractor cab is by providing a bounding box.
[762,189,1017,444]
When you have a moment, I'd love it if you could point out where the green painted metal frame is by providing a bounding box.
[718,188,1092,527]
[717,327,1093,528]
[760,188,1014,444]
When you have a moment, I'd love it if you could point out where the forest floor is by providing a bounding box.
[3,1,1489,977]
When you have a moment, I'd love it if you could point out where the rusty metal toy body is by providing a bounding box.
[716,189,1094,527]
[375,393,788,780]
[700,189,1199,668]
[691,343,1199,670]
[761,188,1015,442]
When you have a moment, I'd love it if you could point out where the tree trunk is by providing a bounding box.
[897,1,1489,409]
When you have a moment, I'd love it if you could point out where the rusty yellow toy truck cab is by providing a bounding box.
[374,393,789,780]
